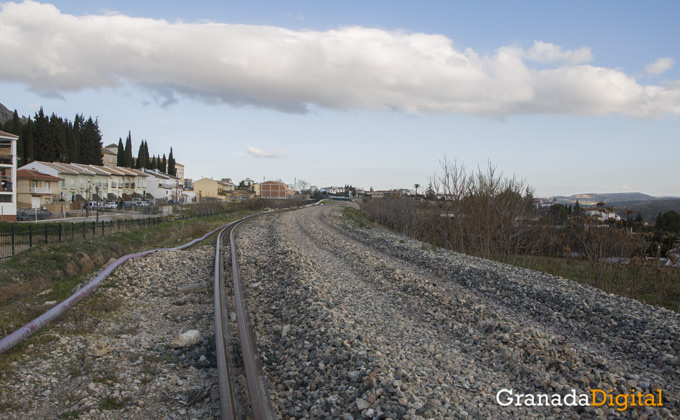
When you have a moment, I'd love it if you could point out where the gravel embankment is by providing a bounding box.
[237,202,679,419]
[0,247,221,419]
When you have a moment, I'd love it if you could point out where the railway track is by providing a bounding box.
[214,218,276,420]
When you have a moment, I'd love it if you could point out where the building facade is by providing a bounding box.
[16,169,62,209]
[0,130,18,220]
[258,181,294,199]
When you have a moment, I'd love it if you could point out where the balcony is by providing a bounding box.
[30,187,53,194]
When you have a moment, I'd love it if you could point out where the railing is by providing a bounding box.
[0,217,164,260]
[30,187,52,194]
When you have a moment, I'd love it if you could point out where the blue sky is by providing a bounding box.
[1,0,678,197]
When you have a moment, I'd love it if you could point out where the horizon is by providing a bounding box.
[1,1,678,197]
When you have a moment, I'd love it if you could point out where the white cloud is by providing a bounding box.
[247,145,287,158]
[1,1,679,118]
[525,41,593,65]
[645,57,675,75]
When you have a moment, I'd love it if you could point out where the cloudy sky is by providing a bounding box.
[1,0,678,196]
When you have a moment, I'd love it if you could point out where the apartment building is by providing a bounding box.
[0,130,18,220]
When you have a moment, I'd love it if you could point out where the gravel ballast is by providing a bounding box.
[1,202,678,419]
[238,202,679,419]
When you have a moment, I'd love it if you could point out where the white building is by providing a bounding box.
[0,130,18,220]
[143,169,180,201]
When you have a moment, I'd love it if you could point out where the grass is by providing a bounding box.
[342,206,373,229]
[99,396,131,410]
[508,255,680,312]
[0,208,257,373]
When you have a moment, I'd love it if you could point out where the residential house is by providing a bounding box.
[219,178,235,192]
[175,162,185,184]
[258,180,294,199]
[93,165,127,201]
[193,178,224,201]
[16,168,62,209]
[585,208,621,222]
[144,169,180,201]
[21,161,94,206]
[0,130,18,220]
[72,163,111,201]
[102,143,118,167]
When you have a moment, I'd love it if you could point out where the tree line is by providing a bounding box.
[115,131,176,176]
[2,107,177,177]
[2,108,103,166]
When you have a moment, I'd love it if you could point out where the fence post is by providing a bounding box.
[59,223,62,242]
[101,221,104,236]
[11,226,15,256]
[92,221,96,237]
[45,224,48,244]
[72,223,75,241]
[83,222,86,239]
[29,225,32,248]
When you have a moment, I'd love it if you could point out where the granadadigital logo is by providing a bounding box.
[496,388,663,412]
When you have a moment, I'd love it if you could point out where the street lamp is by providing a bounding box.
[95,186,99,222]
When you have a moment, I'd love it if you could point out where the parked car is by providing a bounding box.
[87,201,99,209]
[103,201,117,209]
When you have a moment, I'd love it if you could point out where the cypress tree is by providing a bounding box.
[72,114,81,163]
[117,138,124,166]
[161,153,167,173]
[167,147,176,176]
[124,131,133,167]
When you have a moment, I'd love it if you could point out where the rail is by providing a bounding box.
[214,216,276,419]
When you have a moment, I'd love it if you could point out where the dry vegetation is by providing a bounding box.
[361,157,680,311]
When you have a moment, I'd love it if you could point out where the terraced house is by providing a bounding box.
[16,168,62,209]
[19,161,149,209]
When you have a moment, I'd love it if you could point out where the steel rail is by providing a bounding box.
[214,224,241,420]
[227,217,276,420]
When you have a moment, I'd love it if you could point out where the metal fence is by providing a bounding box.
[0,217,164,260]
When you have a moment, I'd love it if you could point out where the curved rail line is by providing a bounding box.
[214,216,276,420]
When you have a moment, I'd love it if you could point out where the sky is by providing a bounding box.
[1,0,679,197]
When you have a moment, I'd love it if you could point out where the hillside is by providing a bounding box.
[544,192,680,221]
[0,103,12,126]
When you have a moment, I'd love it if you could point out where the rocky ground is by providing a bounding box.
[1,201,679,419]
[0,247,221,419]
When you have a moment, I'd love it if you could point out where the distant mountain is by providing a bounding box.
[541,192,680,222]
[547,192,658,205]
[0,102,12,125]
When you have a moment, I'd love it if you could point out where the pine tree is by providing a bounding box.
[49,113,67,162]
[117,138,124,166]
[78,117,103,165]
[32,107,56,162]
[21,119,35,164]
